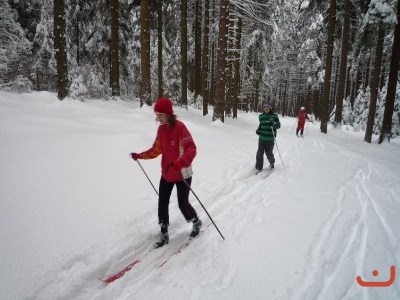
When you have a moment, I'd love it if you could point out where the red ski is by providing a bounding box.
[99,224,210,284]
[100,259,141,283]
[158,242,190,268]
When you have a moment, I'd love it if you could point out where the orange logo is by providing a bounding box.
[356,265,396,287]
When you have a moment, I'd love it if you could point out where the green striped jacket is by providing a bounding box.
[258,112,281,141]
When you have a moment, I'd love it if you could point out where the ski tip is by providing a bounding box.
[99,259,141,284]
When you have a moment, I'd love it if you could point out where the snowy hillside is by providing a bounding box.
[1,91,399,300]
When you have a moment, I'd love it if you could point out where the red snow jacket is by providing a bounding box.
[297,111,309,125]
[139,120,196,182]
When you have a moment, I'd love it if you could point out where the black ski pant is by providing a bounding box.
[255,140,275,171]
[158,176,197,232]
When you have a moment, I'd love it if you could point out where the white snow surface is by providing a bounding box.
[1,91,399,300]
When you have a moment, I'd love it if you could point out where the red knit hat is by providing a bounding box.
[154,97,174,115]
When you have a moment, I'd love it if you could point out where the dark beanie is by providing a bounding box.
[263,101,273,110]
[154,97,174,115]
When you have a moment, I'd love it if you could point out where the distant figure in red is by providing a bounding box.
[296,107,309,137]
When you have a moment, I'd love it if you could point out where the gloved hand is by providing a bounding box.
[130,152,141,161]
[256,128,260,135]
[267,120,276,127]
[171,160,182,173]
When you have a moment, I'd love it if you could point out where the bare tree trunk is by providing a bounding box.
[320,0,336,133]
[379,1,400,144]
[363,53,371,89]
[54,0,69,100]
[110,0,120,97]
[140,0,151,106]
[334,0,351,125]
[157,0,163,98]
[201,0,210,116]
[181,0,188,107]
[76,4,80,66]
[194,0,202,100]
[225,17,235,118]
[232,13,242,119]
[212,0,229,122]
[345,65,351,100]
[365,27,385,143]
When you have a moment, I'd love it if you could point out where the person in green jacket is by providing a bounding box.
[255,101,281,172]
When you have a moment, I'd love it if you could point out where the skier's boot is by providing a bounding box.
[154,232,169,248]
[190,218,202,239]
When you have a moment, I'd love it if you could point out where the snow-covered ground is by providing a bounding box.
[1,91,399,300]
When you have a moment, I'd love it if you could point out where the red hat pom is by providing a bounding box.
[154,97,173,115]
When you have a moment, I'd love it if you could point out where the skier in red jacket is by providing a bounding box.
[296,107,309,137]
[130,97,201,248]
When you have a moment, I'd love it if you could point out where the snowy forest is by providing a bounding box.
[1,0,400,142]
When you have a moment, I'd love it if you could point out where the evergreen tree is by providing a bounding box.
[363,0,396,143]
[110,0,120,97]
[320,0,336,133]
[54,0,69,99]
[0,0,31,91]
[379,0,400,143]
[32,0,56,91]
[213,0,230,122]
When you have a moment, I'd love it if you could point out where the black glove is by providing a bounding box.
[256,128,260,135]
[130,152,141,161]
[267,120,275,127]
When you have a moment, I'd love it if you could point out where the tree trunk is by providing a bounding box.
[364,27,385,143]
[345,65,351,101]
[140,0,151,106]
[54,0,69,100]
[334,0,351,125]
[212,0,229,122]
[363,53,371,89]
[225,17,235,118]
[110,0,120,97]
[181,0,188,107]
[157,0,163,98]
[194,0,202,100]
[201,0,210,116]
[232,13,242,119]
[379,1,400,143]
[76,7,80,66]
[320,0,336,133]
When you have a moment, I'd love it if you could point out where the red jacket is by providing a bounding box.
[140,120,196,182]
[297,111,309,124]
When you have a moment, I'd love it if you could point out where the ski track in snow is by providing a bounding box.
[2,95,399,300]
[26,153,278,300]
[285,134,400,300]
[27,125,400,300]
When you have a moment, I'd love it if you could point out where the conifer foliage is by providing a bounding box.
[1,0,399,140]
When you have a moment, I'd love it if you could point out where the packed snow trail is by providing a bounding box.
[1,92,399,300]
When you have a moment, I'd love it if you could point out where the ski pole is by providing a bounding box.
[290,120,297,134]
[271,126,285,170]
[181,177,225,240]
[167,163,225,240]
[306,120,310,135]
[136,160,159,196]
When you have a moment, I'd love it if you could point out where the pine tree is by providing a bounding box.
[54,0,69,99]
[363,0,396,143]
[0,0,31,90]
[379,0,400,143]
[213,0,230,122]
[110,0,120,97]
[320,0,336,133]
